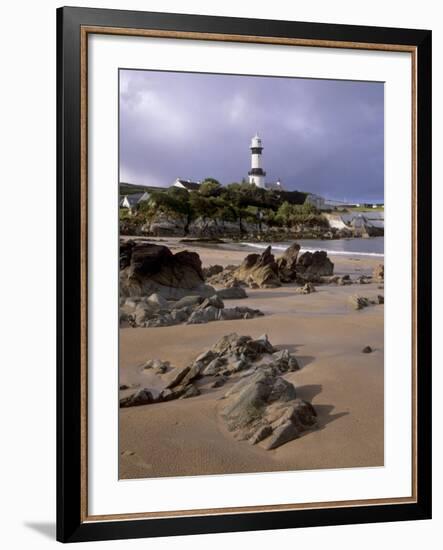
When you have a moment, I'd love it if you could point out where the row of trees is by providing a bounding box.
[133,179,325,232]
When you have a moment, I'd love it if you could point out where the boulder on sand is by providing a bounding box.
[233,246,281,288]
[216,287,248,299]
[296,250,334,278]
[277,242,301,282]
[119,241,215,299]
[221,369,317,448]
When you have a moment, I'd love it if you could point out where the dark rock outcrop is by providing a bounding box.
[296,250,334,278]
[120,240,215,299]
[276,243,301,282]
[233,246,281,288]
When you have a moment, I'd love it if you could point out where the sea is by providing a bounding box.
[238,236,384,258]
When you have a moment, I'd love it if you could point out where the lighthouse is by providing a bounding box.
[248,133,266,188]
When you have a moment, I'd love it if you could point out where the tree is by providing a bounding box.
[199,178,221,197]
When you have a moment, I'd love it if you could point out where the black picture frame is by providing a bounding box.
[57,6,432,543]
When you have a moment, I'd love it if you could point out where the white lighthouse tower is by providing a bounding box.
[248,133,266,188]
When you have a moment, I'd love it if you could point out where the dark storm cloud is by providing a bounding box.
[119,69,384,203]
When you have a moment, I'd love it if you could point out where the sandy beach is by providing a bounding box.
[119,239,384,479]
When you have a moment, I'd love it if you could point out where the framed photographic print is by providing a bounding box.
[57,6,432,543]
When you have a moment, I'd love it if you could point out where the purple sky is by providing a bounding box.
[119,69,384,203]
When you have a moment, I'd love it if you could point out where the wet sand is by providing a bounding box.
[119,241,384,479]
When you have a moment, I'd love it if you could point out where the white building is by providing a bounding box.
[248,134,283,191]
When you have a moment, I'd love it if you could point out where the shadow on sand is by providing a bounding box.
[295,383,349,435]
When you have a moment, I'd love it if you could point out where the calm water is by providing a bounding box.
[239,237,384,258]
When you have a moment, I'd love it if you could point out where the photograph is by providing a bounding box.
[118,68,385,480]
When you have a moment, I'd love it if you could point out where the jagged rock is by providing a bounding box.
[212,333,246,355]
[268,377,297,402]
[203,357,228,376]
[187,306,263,325]
[165,366,191,389]
[181,384,201,399]
[234,246,281,288]
[194,349,217,365]
[180,362,204,386]
[202,265,224,279]
[119,388,155,408]
[197,295,225,310]
[141,358,170,373]
[264,421,299,450]
[373,264,384,282]
[249,424,272,445]
[211,376,227,388]
[277,242,301,282]
[272,349,300,372]
[295,282,317,294]
[120,241,215,299]
[296,250,334,277]
[147,293,169,309]
[349,295,371,310]
[222,369,317,449]
[362,346,373,353]
[173,295,204,309]
[216,287,248,299]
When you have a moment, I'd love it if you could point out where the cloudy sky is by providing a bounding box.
[119,69,384,203]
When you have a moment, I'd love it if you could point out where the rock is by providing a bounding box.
[119,384,129,390]
[187,306,220,324]
[296,250,334,277]
[194,349,216,365]
[277,242,301,282]
[202,357,227,376]
[233,246,281,288]
[172,295,204,309]
[218,306,264,321]
[226,358,249,373]
[349,295,371,310]
[272,349,300,372]
[264,421,299,450]
[120,241,216,299]
[373,264,384,282]
[267,377,297,402]
[165,366,191,389]
[147,292,169,309]
[197,295,225,309]
[265,400,317,449]
[246,334,275,356]
[216,287,248,299]
[221,370,275,430]
[159,385,188,402]
[295,282,316,294]
[141,358,170,372]
[181,384,201,399]
[362,346,373,353]
[377,295,384,304]
[119,388,155,408]
[202,265,224,279]
[249,424,273,445]
[211,376,227,388]
[212,333,246,355]
[357,275,371,284]
[180,362,204,386]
